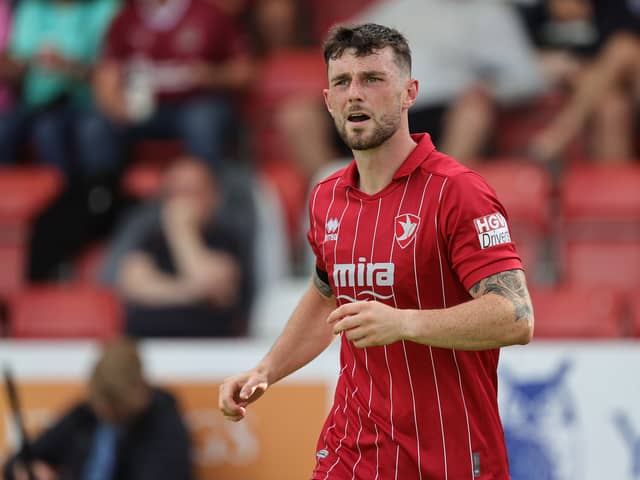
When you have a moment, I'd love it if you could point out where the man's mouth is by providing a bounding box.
[347,113,371,123]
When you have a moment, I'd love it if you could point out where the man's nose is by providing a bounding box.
[348,79,364,102]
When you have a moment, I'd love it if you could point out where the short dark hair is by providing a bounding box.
[323,23,412,73]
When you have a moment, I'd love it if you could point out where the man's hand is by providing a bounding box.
[328,301,409,348]
[218,370,268,422]
[13,461,59,480]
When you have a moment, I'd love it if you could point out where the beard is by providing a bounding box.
[335,109,401,151]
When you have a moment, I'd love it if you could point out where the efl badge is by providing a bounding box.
[395,213,420,248]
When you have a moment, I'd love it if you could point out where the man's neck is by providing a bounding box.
[353,127,417,195]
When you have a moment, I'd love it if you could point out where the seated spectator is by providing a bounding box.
[115,157,254,338]
[3,337,193,480]
[80,0,253,181]
[522,0,640,164]
[356,0,545,163]
[0,0,119,178]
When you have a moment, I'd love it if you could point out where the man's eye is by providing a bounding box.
[334,79,348,86]
[366,77,381,83]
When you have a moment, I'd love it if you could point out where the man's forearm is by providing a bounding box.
[403,292,533,350]
[257,283,336,385]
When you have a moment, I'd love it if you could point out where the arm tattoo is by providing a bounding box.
[313,270,334,298]
[469,269,533,323]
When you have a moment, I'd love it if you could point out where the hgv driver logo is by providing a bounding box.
[474,212,511,249]
[395,213,420,248]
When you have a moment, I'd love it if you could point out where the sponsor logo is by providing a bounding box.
[395,213,420,248]
[325,217,339,242]
[316,449,329,459]
[473,213,511,249]
[333,257,394,302]
[500,360,580,480]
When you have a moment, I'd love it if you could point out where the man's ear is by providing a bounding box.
[402,78,419,110]
[323,88,334,117]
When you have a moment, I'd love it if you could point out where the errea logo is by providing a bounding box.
[474,213,511,249]
[325,217,339,242]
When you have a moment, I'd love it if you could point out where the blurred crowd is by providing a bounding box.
[0,0,638,341]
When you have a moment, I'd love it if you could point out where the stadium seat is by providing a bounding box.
[562,164,640,224]
[563,241,640,290]
[8,285,123,340]
[529,286,625,338]
[0,166,64,296]
[0,245,25,298]
[474,160,553,279]
[0,165,63,219]
[560,164,640,290]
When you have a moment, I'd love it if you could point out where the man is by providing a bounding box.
[219,24,534,479]
[4,338,193,480]
[116,157,254,337]
[78,0,253,178]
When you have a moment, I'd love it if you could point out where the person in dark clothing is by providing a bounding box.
[116,156,254,338]
[3,338,193,480]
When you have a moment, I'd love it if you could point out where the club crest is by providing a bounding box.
[395,213,420,248]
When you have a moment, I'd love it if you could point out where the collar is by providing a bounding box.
[340,133,436,190]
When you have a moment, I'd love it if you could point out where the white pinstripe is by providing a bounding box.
[435,178,474,479]
[351,406,364,480]
[390,175,424,479]
[333,187,352,302]
[350,199,364,380]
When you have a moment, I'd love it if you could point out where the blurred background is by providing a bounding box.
[0,0,638,478]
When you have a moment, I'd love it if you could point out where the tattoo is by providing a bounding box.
[469,269,533,323]
[313,270,334,298]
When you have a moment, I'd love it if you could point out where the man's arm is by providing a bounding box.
[116,252,202,306]
[330,269,534,351]
[93,60,130,122]
[219,273,336,421]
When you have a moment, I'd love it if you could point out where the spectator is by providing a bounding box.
[115,157,254,338]
[0,0,119,177]
[80,0,253,182]
[523,0,640,164]
[3,337,193,480]
[356,0,545,163]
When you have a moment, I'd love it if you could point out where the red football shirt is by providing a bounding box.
[102,0,246,101]
[307,134,521,479]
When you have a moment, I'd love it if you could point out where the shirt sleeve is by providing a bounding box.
[439,171,523,291]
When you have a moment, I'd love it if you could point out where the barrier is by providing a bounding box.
[0,340,638,479]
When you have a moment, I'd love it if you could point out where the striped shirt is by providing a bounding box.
[308,134,521,479]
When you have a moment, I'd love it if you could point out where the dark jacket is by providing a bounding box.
[3,388,193,480]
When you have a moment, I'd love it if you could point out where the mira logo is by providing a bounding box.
[333,257,394,288]
[474,212,511,249]
[333,257,395,302]
[325,217,339,242]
